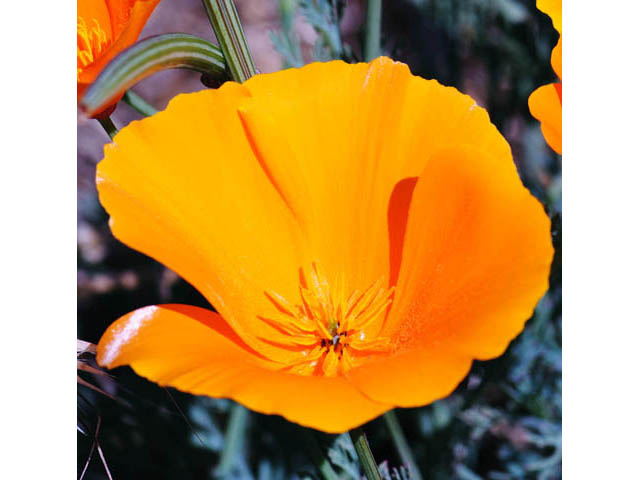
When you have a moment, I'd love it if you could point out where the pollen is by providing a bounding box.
[263,263,394,377]
[77,17,111,80]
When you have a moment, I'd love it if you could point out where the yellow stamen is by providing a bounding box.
[263,264,394,377]
[77,17,111,80]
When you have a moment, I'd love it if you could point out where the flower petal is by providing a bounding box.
[239,58,511,333]
[97,305,390,433]
[96,83,310,362]
[78,0,161,85]
[240,58,420,298]
[348,346,472,407]
[103,0,160,52]
[78,0,113,41]
[77,0,113,98]
[529,82,562,154]
[537,0,562,34]
[381,146,553,361]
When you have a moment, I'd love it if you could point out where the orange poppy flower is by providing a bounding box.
[77,0,161,113]
[96,57,553,433]
[528,0,562,154]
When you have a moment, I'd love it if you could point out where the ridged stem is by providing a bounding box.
[349,427,382,480]
[364,0,382,61]
[80,33,226,116]
[201,0,257,82]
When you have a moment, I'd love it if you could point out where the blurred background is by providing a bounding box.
[78,1,561,478]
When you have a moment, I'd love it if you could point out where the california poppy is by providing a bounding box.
[96,57,553,433]
[529,0,562,154]
[77,0,161,114]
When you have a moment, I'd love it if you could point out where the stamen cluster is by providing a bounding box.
[77,17,110,79]
[264,263,394,376]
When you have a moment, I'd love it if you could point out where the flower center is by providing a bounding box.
[77,17,111,80]
[263,263,394,377]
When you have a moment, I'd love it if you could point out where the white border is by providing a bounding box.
[1,2,76,477]
[564,0,640,477]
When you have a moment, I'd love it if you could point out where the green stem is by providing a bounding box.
[300,430,340,480]
[216,403,249,476]
[349,427,382,480]
[364,0,382,61]
[201,0,257,82]
[383,410,423,480]
[122,90,158,117]
[80,33,226,116]
[97,117,118,140]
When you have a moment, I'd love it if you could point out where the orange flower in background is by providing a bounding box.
[96,57,554,433]
[77,0,161,111]
[528,0,562,154]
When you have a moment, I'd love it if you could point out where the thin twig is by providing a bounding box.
[97,440,114,480]
[97,116,118,140]
[383,410,423,480]
[79,416,113,480]
[79,425,98,480]
[164,387,208,449]
[77,375,118,401]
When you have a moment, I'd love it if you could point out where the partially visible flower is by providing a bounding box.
[77,0,161,115]
[95,57,553,433]
[528,0,562,154]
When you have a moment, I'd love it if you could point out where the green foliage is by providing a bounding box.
[271,0,349,67]
[327,434,360,478]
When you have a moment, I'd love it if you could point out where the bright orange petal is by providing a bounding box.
[96,83,309,363]
[106,0,160,41]
[239,58,512,333]
[104,0,136,38]
[348,346,472,407]
[78,0,112,88]
[529,83,562,154]
[241,58,418,305]
[97,305,390,432]
[530,0,562,154]
[380,146,553,362]
[78,0,113,39]
[78,0,160,85]
[537,0,562,34]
